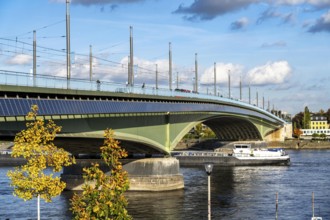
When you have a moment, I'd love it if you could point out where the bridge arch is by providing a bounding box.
[203,116,262,141]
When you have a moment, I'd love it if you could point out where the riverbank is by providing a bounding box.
[175,139,330,150]
[267,140,330,149]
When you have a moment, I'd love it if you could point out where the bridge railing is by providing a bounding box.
[0,69,224,101]
[0,70,285,123]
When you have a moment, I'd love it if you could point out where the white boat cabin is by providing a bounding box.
[233,143,286,157]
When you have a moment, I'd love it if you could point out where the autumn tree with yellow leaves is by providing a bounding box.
[70,129,131,220]
[7,105,75,220]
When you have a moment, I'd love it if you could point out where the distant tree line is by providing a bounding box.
[292,107,330,129]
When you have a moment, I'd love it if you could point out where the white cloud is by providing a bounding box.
[5,54,32,65]
[86,56,171,86]
[50,0,145,4]
[275,0,330,7]
[34,54,173,87]
[200,63,244,86]
[246,61,292,85]
[324,10,330,22]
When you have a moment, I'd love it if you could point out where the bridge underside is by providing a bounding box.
[203,117,262,141]
[0,112,279,155]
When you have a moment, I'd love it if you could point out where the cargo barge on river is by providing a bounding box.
[172,143,290,166]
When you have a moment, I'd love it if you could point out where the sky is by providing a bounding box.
[0,0,330,115]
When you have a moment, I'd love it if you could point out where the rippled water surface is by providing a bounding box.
[1,150,330,219]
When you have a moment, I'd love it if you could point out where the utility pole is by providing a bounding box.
[33,30,36,86]
[127,56,130,85]
[156,64,158,89]
[176,72,179,89]
[66,0,71,88]
[169,42,172,91]
[129,26,134,87]
[239,76,242,100]
[228,70,231,98]
[248,84,251,104]
[268,99,270,111]
[256,90,258,107]
[89,45,92,81]
[195,53,198,93]
[214,62,216,96]
[263,95,265,109]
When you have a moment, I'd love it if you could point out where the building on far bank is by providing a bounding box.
[301,114,330,139]
[310,114,329,129]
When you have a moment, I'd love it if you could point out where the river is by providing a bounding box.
[1,149,329,219]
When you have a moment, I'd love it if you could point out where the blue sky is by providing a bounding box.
[0,0,330,115]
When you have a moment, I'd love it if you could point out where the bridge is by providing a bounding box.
[0,70,286,155]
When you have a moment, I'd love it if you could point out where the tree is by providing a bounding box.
[195,123,203,138]
[203,127,216,138]
[325,108,330,124]
[292,112,303,129]
[303,106,310,129]
[7,105,75,220]
[318,109,325,115]
[293,128,303,139]
[70,129,131,220]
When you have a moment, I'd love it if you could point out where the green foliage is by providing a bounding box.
[326,109,330,124]
[203,127,216,138]
[184,123,216,139]
[303,106,310,129]
[312,133,320,139]
[195,123,203,136]
[70,129,131,220]
[7,105,75,202]
[312,133,327,140]
[292,112,303,129]
[320,133,327,140]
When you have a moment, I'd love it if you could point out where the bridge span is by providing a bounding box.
[0,70,287,155]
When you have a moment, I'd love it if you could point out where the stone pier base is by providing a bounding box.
[61,157,184,191]
[124,158,184,191]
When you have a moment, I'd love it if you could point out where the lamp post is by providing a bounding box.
[204,163,214,220]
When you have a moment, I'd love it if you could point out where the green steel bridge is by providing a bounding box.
[0,70,286,155]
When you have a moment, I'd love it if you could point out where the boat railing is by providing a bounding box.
[172,151,229,157]
[234,152,288,158]
[172,150,289,158]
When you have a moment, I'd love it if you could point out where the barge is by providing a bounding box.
[172,143,290,166]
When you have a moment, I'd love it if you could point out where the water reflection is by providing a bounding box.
[126,190,184,220]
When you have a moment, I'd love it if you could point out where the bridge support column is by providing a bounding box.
[124,157,184,191]
[165,112,171,152]
[61,158,184,191]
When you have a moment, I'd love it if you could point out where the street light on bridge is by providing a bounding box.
[204,163,214,220]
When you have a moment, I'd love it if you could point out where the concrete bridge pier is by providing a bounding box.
[61,157,184,191]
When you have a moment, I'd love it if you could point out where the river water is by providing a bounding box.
[1,149,329,219]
